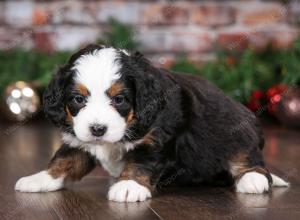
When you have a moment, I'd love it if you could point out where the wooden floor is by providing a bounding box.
[0,121,299,220]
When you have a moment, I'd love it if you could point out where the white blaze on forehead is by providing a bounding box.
[73,48,121,93]
[69,47,126,144]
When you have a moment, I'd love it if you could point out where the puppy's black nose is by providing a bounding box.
[90,124,107,137]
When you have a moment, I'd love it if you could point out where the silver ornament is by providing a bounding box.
[5,81,40,121]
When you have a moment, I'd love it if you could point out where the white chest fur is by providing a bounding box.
[62,133,135,177]
[84,143,125,177]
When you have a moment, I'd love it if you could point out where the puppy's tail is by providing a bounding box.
[271,173,290,187]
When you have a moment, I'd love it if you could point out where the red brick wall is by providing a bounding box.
[0,0,299,66]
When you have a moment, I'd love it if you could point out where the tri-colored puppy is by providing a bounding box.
[15,45,289,202]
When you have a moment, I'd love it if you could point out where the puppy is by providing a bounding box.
[15,45,289,202]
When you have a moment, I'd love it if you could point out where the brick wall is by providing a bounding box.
[0,0,299,67]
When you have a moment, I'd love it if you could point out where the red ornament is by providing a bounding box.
[274,87,300,127]
[266,84,288,115]
[246,90,264,112]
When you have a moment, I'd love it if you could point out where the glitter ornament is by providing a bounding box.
[5,81,40,121]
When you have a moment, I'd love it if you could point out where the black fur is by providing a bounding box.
[44,45,268,190]
[43,67,74,127]
[119,54,267,187]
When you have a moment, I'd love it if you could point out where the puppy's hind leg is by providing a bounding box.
[228,152,289,194]
[228,151,271,194]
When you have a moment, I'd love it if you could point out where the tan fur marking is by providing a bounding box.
[235,166,272,185]
[126,109,135,124]
[48,151,93,181]
[48,158,72,179]
[76,84,89,97]
[237,167,269,178]
[229,153,272,185]
[107,82,124,97]
[65,106,72,123]
[228,152,249,177]
[119,163,153,191]
[140,130,156,146]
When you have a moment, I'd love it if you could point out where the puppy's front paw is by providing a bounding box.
[108,180,151,202]
[236,172,269,194]
[15,171,64,192]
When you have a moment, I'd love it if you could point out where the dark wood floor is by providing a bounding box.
[0,121,299,220]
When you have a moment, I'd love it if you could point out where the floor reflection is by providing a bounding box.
[108,200,152,220]
[236,186,290,207]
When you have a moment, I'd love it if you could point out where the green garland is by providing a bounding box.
[97,18,139,50]
[171,40,300,103]
[0,49,71,96]
[0,19,300,104]
[0,19,138,97]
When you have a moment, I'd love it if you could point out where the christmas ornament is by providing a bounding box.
[274,87,300,127]
[4,81,40,121]
[246,90,265,112]
[266,84,288,115]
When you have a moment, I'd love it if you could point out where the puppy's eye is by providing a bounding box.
[112,95,125,106]
[73,95,85,104]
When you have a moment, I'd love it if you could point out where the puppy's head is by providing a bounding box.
[43,45,163,144]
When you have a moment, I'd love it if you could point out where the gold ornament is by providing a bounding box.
[5,81,40,121]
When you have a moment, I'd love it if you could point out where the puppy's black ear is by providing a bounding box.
[43,68,73,127]
[130,52,165,129]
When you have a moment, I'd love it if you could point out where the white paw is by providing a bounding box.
[15,171,64,192]
[236,172,269,194]
[108,180,151,202]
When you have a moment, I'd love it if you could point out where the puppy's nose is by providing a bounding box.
[90,124,107,137]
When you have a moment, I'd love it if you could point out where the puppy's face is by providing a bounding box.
[44,45,163,145]
[67,49,133,143]
[44,47,135,144]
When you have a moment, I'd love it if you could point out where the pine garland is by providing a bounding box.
[0,19,300,104]
[0,49,71,97]
[171,40,300,103]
